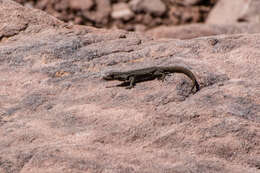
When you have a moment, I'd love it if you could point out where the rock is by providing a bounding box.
[130,0,166,16]
[0,1,260,173]
[82,0,111,25]
[111,2,134,21]
[14,0,217,31]
[206,0,250,24]
[54,1,69,11]
[238,0,260,23]
[170,0,203,6]
[146,23,260,39]
[170,6,202,24]
[182,0,202,5]
[35,0,49,10]
[69,0,94,10]
[134,24,146,32]
[0,0,63,39]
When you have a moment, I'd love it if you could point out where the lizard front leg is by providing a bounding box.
[106,82,129,88]
[125,76,135,89]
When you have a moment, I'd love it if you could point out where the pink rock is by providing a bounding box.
[206,0,250,24]
[69,0,94,10]
[130,0,166,16]
[111,2,134,21]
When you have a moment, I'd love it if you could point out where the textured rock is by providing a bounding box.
[206,0,250,24]
[82,0,111,25]
[0,1,260,173]
[170,0,203,6]
[168,5,204,25]
[14,0,217,30]
[0,0,63,39]
[111,2,134,21]
[130,0,166,16]
[238,0,260,23]
[146,23,260,39]
[69,0,94,10]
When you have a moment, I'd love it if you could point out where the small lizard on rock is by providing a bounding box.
[103,66,200,93]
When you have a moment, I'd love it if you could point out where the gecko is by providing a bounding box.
[103,66,200,93]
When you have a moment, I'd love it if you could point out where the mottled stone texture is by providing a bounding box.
[0,1,259,173]
[14,0,217,31]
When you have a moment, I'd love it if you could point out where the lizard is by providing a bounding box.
[103,66,200,93]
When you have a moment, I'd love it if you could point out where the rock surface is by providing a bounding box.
[146,0,260,39]
[111,2,134,21]
[14,0,217,30]
[0,1,260,173]
[238,0,260,23]
[69,0,94,10]
[129,0,166,16]
[206,0,260,24]
[82,0,111,26]
[146,23,260,39]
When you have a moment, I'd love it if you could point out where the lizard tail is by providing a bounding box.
[165,66,200,93]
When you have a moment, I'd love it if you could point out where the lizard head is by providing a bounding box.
[102,71,121,80]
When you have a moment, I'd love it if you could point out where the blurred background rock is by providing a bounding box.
[14,0,218,32]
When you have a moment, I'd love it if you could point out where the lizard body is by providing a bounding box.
[103,66,200,93]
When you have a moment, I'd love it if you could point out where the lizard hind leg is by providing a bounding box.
[154,71,170,81]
